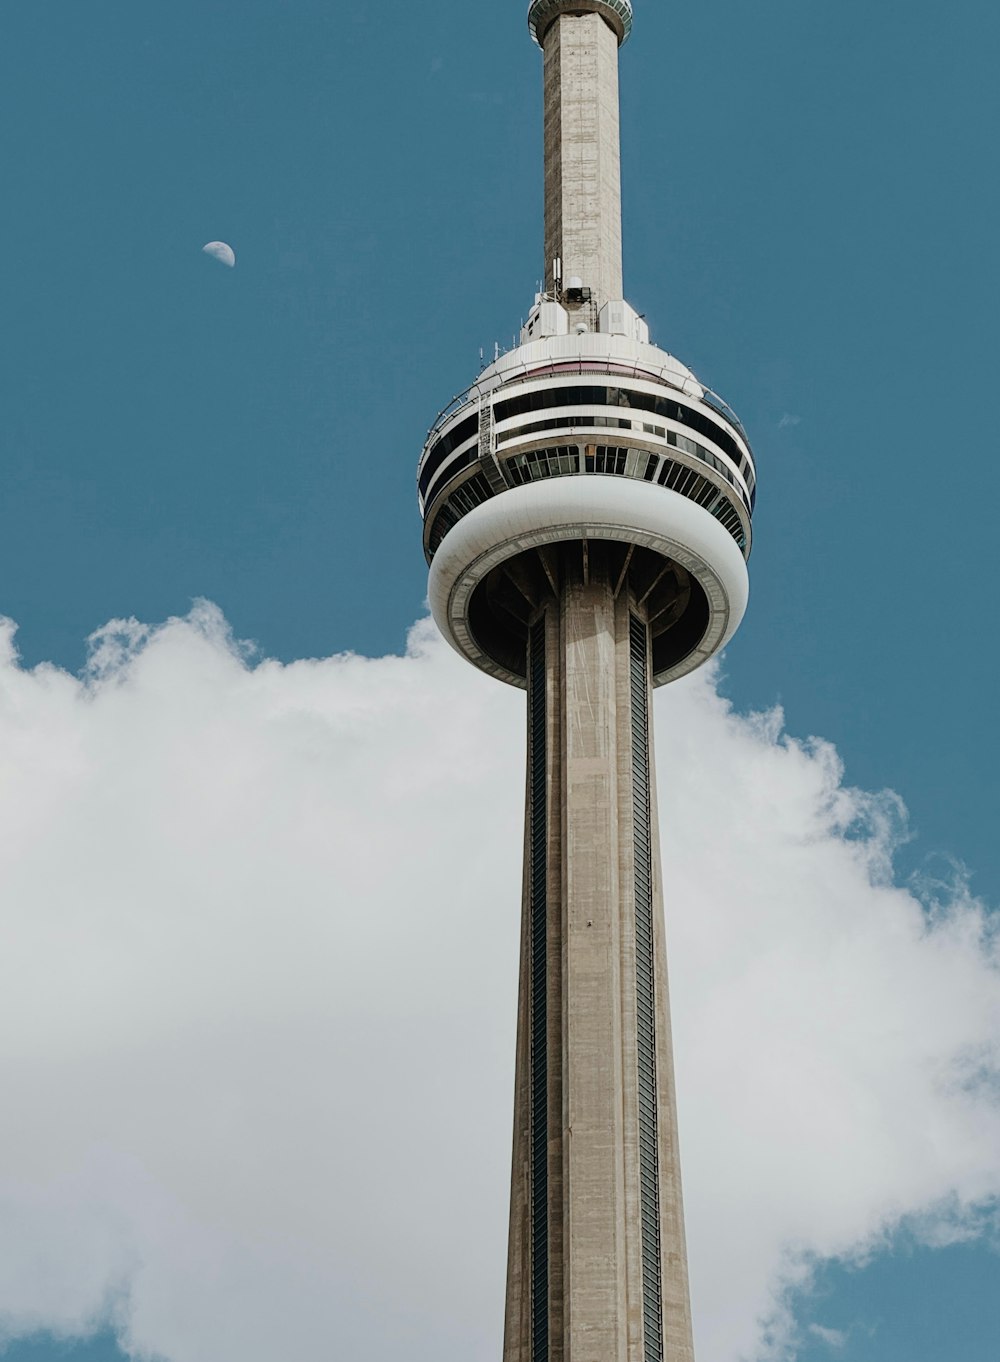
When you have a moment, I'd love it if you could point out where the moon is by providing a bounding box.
[202,241,236,268]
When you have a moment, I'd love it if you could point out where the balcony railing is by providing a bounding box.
[422,355,751,457]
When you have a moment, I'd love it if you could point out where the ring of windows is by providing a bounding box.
[419,381,755,511]
[424,442,750,559]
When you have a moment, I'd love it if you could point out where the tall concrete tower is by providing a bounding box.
[417,3,756,1359]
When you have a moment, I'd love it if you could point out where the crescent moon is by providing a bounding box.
[202,241,236,268]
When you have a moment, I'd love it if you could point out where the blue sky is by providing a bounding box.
[0,2,997,1360]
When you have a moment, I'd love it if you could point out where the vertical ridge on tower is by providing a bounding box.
[631,612,664,1360]
[528,617,549,1362]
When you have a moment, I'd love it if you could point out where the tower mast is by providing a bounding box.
[417,4,756,1359]
[537,0,626,307]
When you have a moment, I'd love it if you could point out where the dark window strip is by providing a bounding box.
[498,414,753,501]
[630,615,664,1362]
[425,469,496,553]
[528,619,549,1362]
[493,384,751,484]
[418,412,479,497]
[421,443,479,508]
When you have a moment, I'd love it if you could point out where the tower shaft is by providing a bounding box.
[503,546,695,1362]
[542,11,624,309]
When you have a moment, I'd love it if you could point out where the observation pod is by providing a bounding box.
[420,329,755,689]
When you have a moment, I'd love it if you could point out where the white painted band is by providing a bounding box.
[428,476,749,688]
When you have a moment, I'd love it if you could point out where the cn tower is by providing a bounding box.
[417,3,755,1359]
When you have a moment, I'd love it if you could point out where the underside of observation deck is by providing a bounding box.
[468,539,709,685]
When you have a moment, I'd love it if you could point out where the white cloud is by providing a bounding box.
[807,1323,847,1349]
[0,603,996,1362]
[778,412,801,429]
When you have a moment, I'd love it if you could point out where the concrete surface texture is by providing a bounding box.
[502,546,695,1362]
[543,12,624,309]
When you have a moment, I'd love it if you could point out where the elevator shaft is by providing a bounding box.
[503,546,695,1362]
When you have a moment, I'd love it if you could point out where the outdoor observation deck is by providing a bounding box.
[418,335,756,565]
[420,334,754,691]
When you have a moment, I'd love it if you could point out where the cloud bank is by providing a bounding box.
[0,604,996,1362]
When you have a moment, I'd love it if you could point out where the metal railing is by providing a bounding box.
[422,358,751,458]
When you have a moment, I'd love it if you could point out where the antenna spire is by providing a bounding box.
[528,0,634,310]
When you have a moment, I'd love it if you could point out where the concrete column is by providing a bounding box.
[503,547,695,1362]
[543,12,624,310]
[560,553,629,1362]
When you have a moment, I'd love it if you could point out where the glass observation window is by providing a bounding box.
[493,383,751,482]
